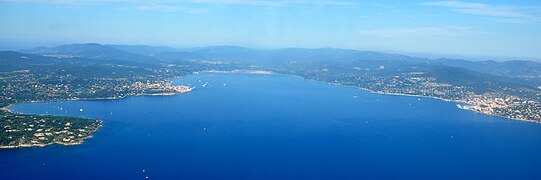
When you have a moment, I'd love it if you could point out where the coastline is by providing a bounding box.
[455,105,539,124]
[200,69,273,75]
[248,70,541,125]
[4,85,194,114]
[2,71,538,149]
[0,133,99,149]
[1,84,193,149]
[317,79,541,124]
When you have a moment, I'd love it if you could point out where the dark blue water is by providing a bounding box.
[2,73,541,179]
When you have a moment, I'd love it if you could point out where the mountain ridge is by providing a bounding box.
[14,43,541,80]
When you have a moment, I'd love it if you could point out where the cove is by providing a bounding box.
[2,73,541,179]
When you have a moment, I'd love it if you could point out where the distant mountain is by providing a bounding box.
[153,46,541,81]
[155,46,264,62]
[437,58,541,79]
[19,43,156,63]
[0,50,89,73]
[0,50,157,73]
[106,44,181,56]
[0,51,33,60]
[0,51,47,67]
[154,46,428,66]
[420,65,535,93]
[267,48,428,65]
[16,43,541,82]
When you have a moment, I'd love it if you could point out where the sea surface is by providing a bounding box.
[2,73,541,179]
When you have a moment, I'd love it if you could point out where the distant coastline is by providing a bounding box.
[3,71,538,149]
[226,70,541,125]
[200,69,273,75]
[6,85,194,113]
[321,80,541,124]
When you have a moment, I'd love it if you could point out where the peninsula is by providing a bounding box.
[0,50,194,148]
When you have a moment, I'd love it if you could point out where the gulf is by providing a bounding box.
[2,72,541,179]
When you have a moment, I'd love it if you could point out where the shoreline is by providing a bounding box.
[236,70,541,125]
[0,120,102,149]
[0,133,98,149]
[4,85,194,114]
[200,69,273,75]
[309,77,541,124]
[4,71,539,148]
[1,84,192,149]
[455,105,539,124]
[2,70,539,149]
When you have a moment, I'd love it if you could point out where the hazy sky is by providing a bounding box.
[1,0,541,59]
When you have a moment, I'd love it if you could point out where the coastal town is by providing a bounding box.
[1,77,192,148]
[272,65,541,123]
[0,53,195,148]
[130,81,194,96]
[458,95,541,122]
[0,79,193,148]
[2,44,541,149]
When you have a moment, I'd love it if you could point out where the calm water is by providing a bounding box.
[2,73,541,179]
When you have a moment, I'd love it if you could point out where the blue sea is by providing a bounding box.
[2,73,541,179]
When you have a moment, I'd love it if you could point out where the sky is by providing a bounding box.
[1,0,541,60]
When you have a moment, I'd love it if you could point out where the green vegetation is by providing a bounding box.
[2,43,540,148]
[0,51,194,148]
[268,63,541,122]
[0,110,101,148]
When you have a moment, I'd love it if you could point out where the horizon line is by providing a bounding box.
[2,41,541,62]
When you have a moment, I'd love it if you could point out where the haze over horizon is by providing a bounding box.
[1,0,541,60]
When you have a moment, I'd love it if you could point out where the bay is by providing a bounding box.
[2,73,541,179]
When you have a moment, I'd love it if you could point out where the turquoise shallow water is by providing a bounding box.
[2,73,541,179]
